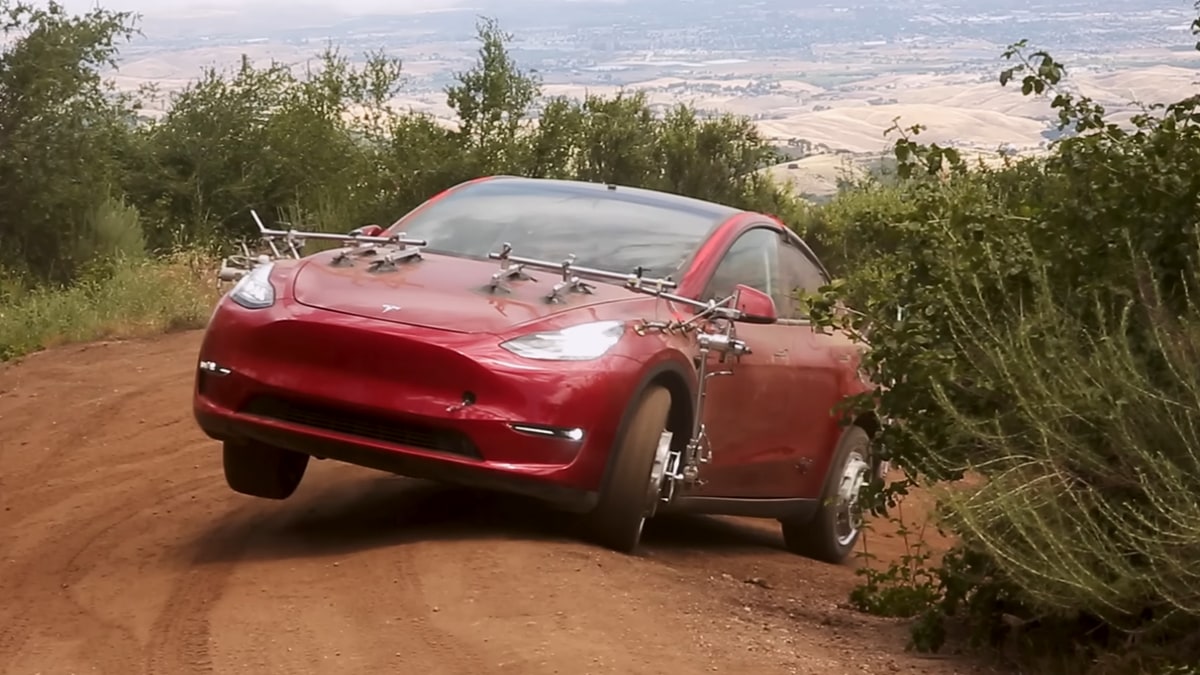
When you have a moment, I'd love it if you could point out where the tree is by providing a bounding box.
[0,0,140,282]
[134,48,405,248]
[444,16,541,176]
[0,6,806,292]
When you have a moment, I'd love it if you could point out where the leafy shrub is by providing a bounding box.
[0,249,220,361]
[802,14,1200,671]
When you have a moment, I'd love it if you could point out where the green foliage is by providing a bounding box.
[848,500,940,623]
[76,195,147,265]
[445,16,540,174]
[131,48,406,248]
[0,4,805,359]
[0,249,220,361]
[0,0,139,282]
[798,5,1200,669]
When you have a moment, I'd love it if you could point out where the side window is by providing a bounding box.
[702,227,779,304]
[776,237,829,320]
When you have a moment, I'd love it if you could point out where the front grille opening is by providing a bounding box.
[241,395,481,459]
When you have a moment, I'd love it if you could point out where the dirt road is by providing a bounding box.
[0,332,998,675]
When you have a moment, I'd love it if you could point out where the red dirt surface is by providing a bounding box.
[0,331,1005,674]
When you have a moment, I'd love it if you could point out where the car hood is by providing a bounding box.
[291,248,647,334]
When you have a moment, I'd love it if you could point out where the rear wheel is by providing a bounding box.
[585,385,673,553]
[222,440,309,500]
[780,425,872,564]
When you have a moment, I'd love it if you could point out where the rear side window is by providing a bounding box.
[776,236,829,319]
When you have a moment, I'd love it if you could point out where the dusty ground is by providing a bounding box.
[0,331,1003,675]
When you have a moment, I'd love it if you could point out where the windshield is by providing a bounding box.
[386,178,736,280]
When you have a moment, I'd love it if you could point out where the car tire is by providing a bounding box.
[222,440,310,500]
[585,384,673,554]
[780,424,872,565]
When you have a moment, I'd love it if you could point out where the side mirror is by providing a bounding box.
[733,284,778,324]
[349,224,384,238]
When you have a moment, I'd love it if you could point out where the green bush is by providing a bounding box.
[0,0,140,282]
[931,258,1200,666]
[0,249,220,361]
[800,16,1200,671]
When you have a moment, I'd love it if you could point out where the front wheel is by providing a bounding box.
[223,440,310,500]
[584,384,673,553]
[780,425,872,564]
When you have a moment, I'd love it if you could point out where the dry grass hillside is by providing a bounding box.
[112,39,1197,201]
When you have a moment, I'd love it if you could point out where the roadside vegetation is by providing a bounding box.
[4,0,1200,671]
[800,8,1200,672]
[0,3,800,360]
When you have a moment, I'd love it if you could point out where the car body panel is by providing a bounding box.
[686,320,804,498]
[701,325,867,499]
[291,248,652,334]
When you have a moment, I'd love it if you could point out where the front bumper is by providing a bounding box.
[193,298,645,510]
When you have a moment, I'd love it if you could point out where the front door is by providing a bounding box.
[686,226,803,499]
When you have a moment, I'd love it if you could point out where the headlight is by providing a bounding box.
[500,320,625,361]
[229,262,276,309]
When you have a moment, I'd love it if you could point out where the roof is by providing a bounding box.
[476,176,745,223]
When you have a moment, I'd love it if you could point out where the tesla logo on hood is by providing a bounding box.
[381,304,401,313]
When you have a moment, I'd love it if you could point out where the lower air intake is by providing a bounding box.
[240,395,481,459]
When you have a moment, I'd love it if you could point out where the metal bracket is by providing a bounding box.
[368,257,397,273]
[216,210,428,282]
[558,254,577,282]
[660,448,684,503]
[655,319,753,498]
[698,329,752,361]
[329,243,388,268]
[366,247,422,273]
[486,245,679,293]
[487,242,539,293]
[546,276,596,303]
[487,264,537,293]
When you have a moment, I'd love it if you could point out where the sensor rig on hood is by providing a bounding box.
[487,243,604,302]
[487,242,676,305]
[485,242,746,323]
[217,209,428,282]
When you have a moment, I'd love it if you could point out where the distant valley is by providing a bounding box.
[106,0,1200,200]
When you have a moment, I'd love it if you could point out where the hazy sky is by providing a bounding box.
[57,0,473,16]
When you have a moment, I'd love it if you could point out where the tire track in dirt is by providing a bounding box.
[387,543,512,673]
[25,386,150,476]
[0,334,220,675]
[143,503,257,675]
[0,471,215,674]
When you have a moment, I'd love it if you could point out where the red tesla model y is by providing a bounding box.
[193,176,883,563]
